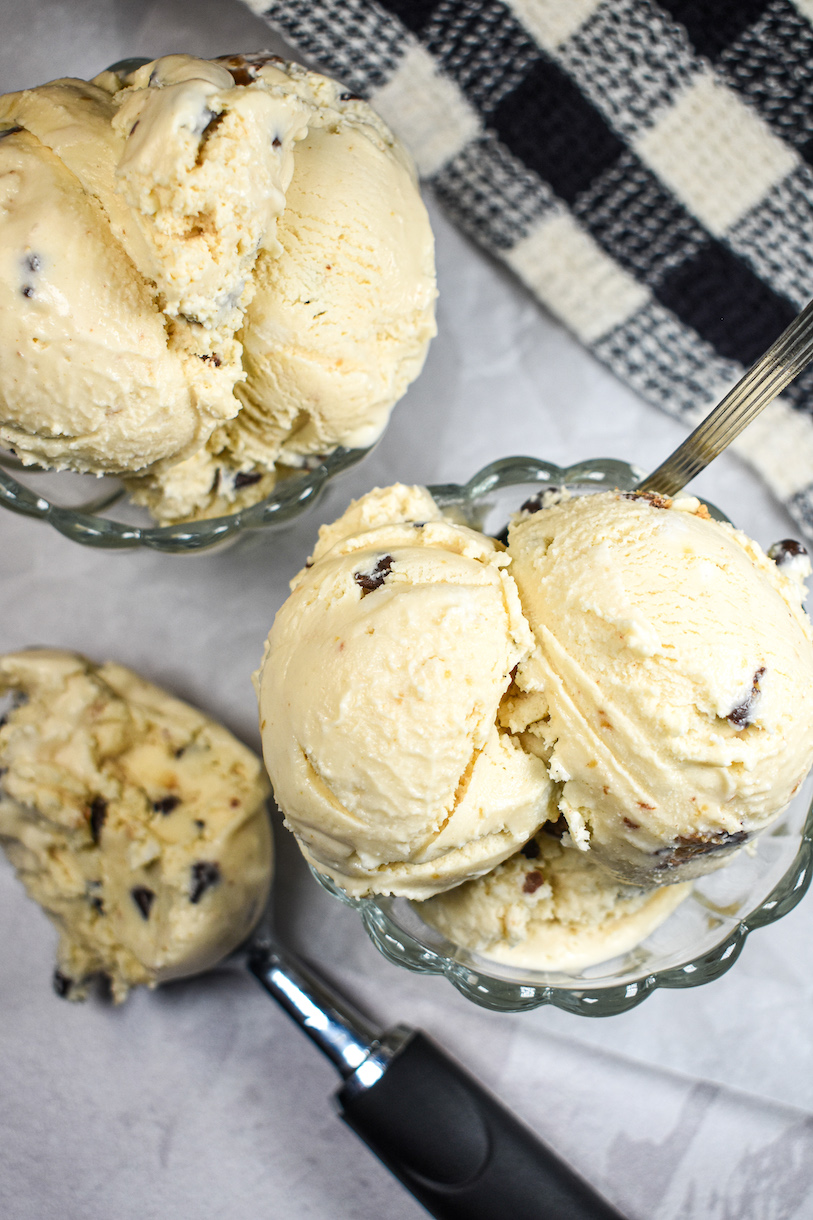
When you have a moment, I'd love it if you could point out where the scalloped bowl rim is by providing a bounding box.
[0,444,372,552]
[308,455,812,1015]
[313,809,813,1016]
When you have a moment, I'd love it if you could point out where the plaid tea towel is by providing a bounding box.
[244,0,813,536]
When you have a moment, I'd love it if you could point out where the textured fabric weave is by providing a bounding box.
[244,0,813,535]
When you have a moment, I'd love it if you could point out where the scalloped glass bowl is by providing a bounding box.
[0,444,372,553]
[311,456,813,1015]
[0,57,382,555]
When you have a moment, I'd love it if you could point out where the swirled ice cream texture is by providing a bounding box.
[256,485,553,899]
[258,483,813,930]
[506,491,813,885]
[0,54,436,518]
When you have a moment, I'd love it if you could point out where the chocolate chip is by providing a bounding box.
[21,285,34,298]
[727,667,765,728]
[272,135,281,147]
[190,861,220,903]
[354,554,394,596]
[153,795,180,815]
[520,839,540,859]
[523,870,544,894]
[0,126,23,140]
[199,352,222,367]
[25,254,41,273]
[623,816,640,830]
[769,539,808,566]
[53,969,73,998]
[216,52,283,86]
[88,796,107,845]
[520,492,547,514]
[623,491,672,509]
[234,471,263,489]
[340,91,363,101]
[174,745,187,758]
[194,819,206,831]
[656,829,749,870]
[89,894,104,915]
[543,814,569,839]
[196,110,225,163]
[131,886,155,919]
[95,973,114,1002]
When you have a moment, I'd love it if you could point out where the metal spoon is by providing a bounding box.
[234,829,625,1220]
[637,297,813,496]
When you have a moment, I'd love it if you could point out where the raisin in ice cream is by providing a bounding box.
[255,485,554,899]
[506,491,813,885]
[0,650,272,1001]
[417,825,690,972]
[0,54,436,521]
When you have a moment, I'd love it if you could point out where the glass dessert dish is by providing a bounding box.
[0,445,371,553]
[310,456,813,1015]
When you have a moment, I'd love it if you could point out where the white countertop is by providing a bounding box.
[1,3,813,1217]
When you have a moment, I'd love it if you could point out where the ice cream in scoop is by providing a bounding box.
[0,649,272,1002]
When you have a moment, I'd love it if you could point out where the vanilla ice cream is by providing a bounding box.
[256,485,554,899]
[417,823,690,972]
[256,481,813,966]
[0,650,272,1001]
[0,53,436,521]
[506,490,813,885]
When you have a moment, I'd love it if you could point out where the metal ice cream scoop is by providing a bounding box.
[234,829,625,1220]
[638,296,813,497]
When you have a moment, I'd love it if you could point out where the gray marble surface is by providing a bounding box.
[1,3,813,1217]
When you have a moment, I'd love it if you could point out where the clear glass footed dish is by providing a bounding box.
[0,445,372,553]
[310,456,813,1015]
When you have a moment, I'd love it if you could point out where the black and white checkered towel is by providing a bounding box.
[245,0,813,534]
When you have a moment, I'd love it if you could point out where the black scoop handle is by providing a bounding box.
[337,1030,626,1220]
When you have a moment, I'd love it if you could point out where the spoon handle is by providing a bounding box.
[338,1028,625,1220]
[638,296,813,496]
[247,939,625,1219]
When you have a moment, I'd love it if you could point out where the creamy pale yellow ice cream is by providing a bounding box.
[417,824,690,972]
[506,490,813,885]
[0,53,436,521]
[255,485,554,899]
[0,649,272,1001]
[257,481,813,970]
